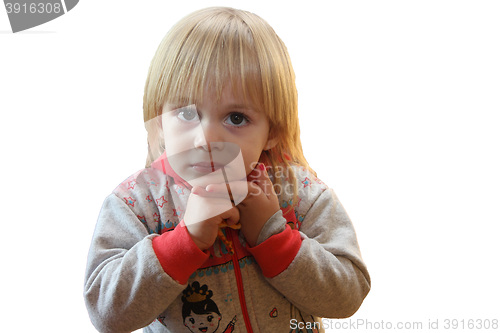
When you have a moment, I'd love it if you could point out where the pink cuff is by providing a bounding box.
[247,225,302,278]
[152,221,209,284]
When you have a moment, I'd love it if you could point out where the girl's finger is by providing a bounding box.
[190,185,208,196]
[192,184,229,198]
[206,180,248,204]
[248,163,275,198]
[219,206,240,225]
[205,183,228,193]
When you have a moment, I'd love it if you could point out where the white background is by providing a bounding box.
[1,1,499,332]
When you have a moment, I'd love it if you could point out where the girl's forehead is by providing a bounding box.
[165,84,263,112]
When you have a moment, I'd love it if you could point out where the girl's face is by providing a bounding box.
[162,85,275,184]
[183,311,221,333]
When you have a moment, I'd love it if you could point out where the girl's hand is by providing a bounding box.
[238,164,280,246]
[183,189,240,251]
[203,163,280,247]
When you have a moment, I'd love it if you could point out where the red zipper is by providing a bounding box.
[229,229,253,333]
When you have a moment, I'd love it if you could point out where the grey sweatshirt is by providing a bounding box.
[84,165,370,333]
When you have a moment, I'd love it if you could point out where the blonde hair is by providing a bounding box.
[143,7,315,202]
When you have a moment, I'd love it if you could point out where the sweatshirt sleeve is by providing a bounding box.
[84,193,190,333]
[152,220,209,284]
[251,187,371,319]
[247,211,302,277]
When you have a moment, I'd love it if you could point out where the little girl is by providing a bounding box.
[84,7,370,333]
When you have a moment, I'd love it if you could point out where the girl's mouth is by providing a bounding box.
[198,328,208,332]
[191,162,223,174]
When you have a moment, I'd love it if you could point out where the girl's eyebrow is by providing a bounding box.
[227,103,251,109]
[224,103,259,114]
[164,102,195,111]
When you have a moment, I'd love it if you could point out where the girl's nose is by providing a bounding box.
[193,125,208,149]
[195,122,225,151]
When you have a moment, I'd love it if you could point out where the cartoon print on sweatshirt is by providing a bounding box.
[182,281,233,333]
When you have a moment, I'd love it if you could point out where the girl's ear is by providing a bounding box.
[264,136,278,151]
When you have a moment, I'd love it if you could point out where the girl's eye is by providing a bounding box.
[207,315,214,322]
[225,112,248,126]
[177,107,199,122]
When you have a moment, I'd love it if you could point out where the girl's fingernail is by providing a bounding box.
[259,163,266,171]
